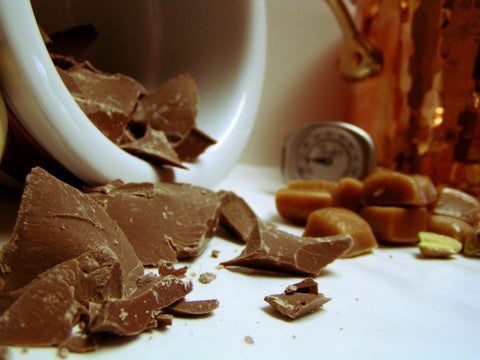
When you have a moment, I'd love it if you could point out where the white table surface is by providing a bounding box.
[1,163,479,360]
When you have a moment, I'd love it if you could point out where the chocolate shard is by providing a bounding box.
[62,62,146,143]
[264,293,330,320]
[132,74,198,141]
[173,127,216,162]
[120,125,187,169]
[46,24,99,59]
[217,190,261,243]
[0,167,144,297]
[221,221,353,277]
[85,180,222,263]
[284,277,318,295]
[0,248,122,347]
[157,261,189,277]
[87,274,192,336]
[58,334,99,354]
[167,299,219,316]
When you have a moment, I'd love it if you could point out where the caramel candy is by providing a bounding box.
[275,188,333,225]
[427,214,472,244]
[362,171,437,206]
[360,206,428,243]
[286,180,338,193]
[304,207,377,257]
[264,278,330,320]
[86,179,222,264]
[221,221,353,276]
[431,187,480,226]
[332,177,364,212]
[0,167,143,296]
[464,222,480,257]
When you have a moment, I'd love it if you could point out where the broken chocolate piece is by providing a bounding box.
[221,221,353,276]
[61,63,145,143]
[0,248,122,347]
[173,127,216,162]
[120,125,186,169]
[46,24,99,59]
[58,334,99,354]
[264,278,330,319]
[87,274,192,336]
[0,167,144,297]
[86,180,222,264]
[167,299,219,316]
[157,261,188,277]
[218,191,260,243]
[131,74,198,141]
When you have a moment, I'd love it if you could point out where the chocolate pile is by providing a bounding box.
[0,167,349,351]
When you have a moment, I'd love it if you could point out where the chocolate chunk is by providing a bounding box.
[284,277,318,294]
[62,63,145,143]
[120,125,186,169]
[59,334,99,354]
[87,274,192,336]
[264,278,330,319]
[0,167,144,296]
[132,74,198,141]
[221,221,353,276]
[86,180,222,263]
[167,299,219,316]
[157,261,189,277]
[46,24,98,59]
[218,191,260,243]
[0,249,122,347]
[173,127,216,162]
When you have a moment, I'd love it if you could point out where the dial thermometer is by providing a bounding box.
[282,122,376,183]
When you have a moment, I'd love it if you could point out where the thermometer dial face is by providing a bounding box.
[282,122,376,183]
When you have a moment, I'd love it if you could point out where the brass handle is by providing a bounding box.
[325,0,383,80]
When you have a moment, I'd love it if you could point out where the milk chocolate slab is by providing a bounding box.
[0,167,144,296]
[218,191,260,243]
[221,221,353,276]
[132,74,198,141]
[264,278,330,320]
[167,299,219,316]
[87,274,192,336]
[86,180,222,263]
[63,64,146,143]
[120,125,186,169]
[0,248,122,347]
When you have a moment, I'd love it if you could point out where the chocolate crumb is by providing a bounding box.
[198,272,216,284]
[244,335,254,345]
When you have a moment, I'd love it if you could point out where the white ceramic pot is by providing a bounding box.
[0,0,266,187]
